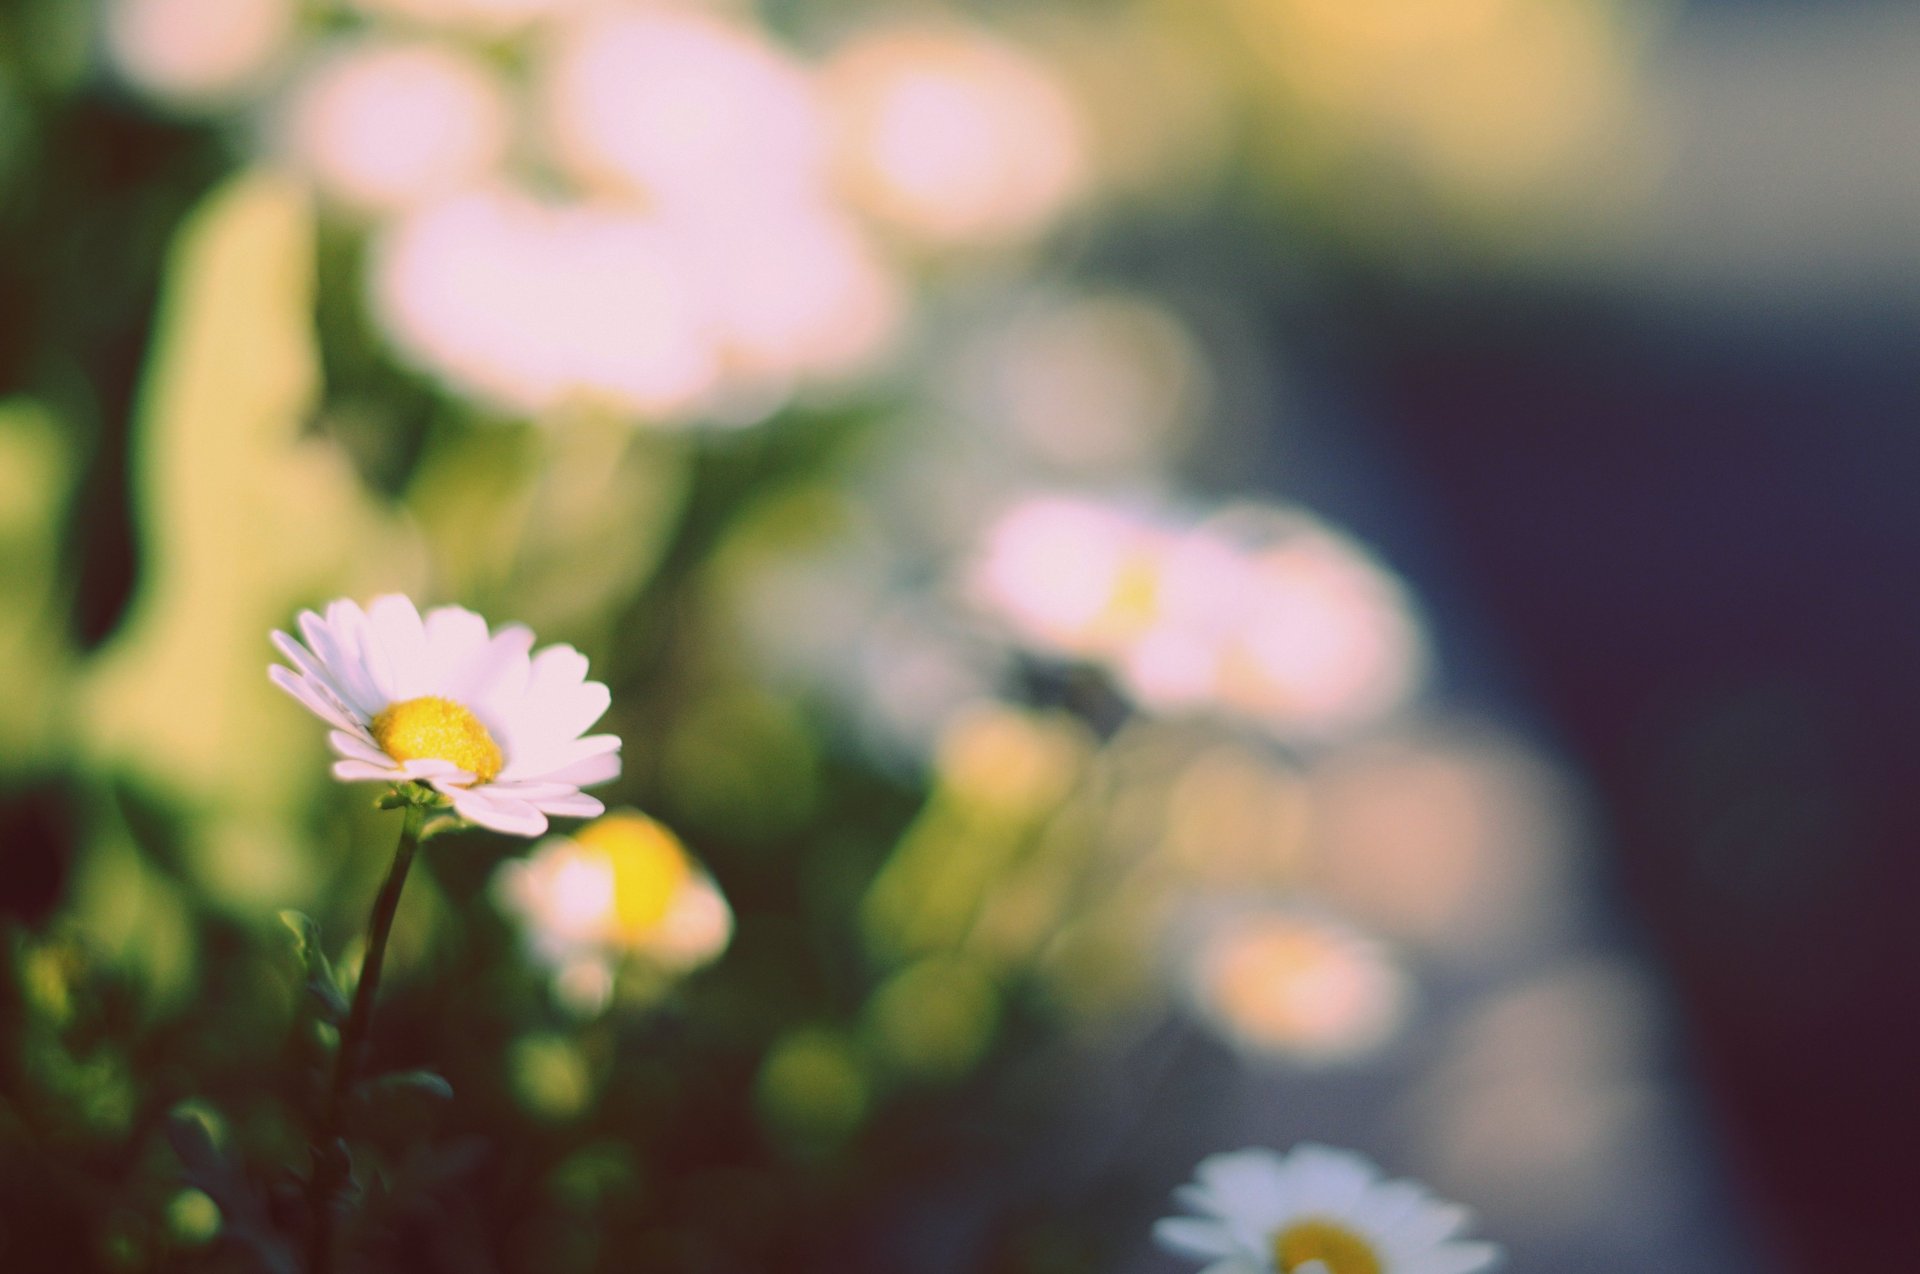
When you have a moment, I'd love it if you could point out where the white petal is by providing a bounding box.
[421,605,492,695]
[546,678,612,742]
[495,681,612,763]
[304,601,386,715]
[1192,1149,1293,1230]
[1354,1182,1439,1249]
[328,729,391,766]
[485,643,603,759]
[526,791,603,819]
[1424,1242,1502,1274]
[485,780,572,798]
[271,631,368,726]
[367,594,431,700]
[1152,1218,1238,1261]
[526,643,591,698]
[1393,1200,1473,1248]
[270,666,363,734]
[450,787,548,837]
[327,597,392,702]
[1278,1144,1379,1216]
[462,624,535,705]
[333,759,408,782]
[537,748,623,789]
[501,732,620,784]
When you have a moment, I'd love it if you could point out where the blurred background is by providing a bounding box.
[1,0,1911,1268]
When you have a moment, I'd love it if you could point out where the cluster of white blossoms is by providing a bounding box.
[721,284,1214,761]
[352,7,912,423]
[103,0,1089,426]
[1158,1144,1501,1274]
[270,595,618,836]
[970,496,1425,739]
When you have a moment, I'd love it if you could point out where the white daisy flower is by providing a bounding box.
[269,594,620,837]
[1155,1144,1500,1274]
[492,810,733,974]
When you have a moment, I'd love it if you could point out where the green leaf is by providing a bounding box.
[361,1069,454,1103]
[277,908,319,958]
[346,1069,456,1139]
[164,1105,224,1178]
[279,909,348,1024]
[0,397,76,767]
[305,974,349,1023]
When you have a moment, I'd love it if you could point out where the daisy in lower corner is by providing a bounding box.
[1155,1144,1500,1274]
[492,810,732,1013]
[270,594,620,836]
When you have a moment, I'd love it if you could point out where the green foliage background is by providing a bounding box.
[0,0,1674,1266]
[0,54,1182,1271]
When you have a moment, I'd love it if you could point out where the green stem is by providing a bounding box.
[306,800,425,1274]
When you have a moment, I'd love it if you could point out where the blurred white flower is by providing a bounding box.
[279,40,511,213]
[493,810,732,992]
[970,494,1174,661]
[1208,509,1427,738]
[825,25,1088,246]
[103,0,295,107]
[1156,1144,1501,1274]
[1411,964,1659,1234]
[270,595,620,837]
[934,701,1089,822]
[368,187,722,421]
[349,0,589,38]
[667,200,903,384]
[539,8,826,211]
[1305,726,1576,964]
[944,291,1206,478]
[971,497,1424,739]
[1182,908,1410,1067]
[1114,525,1249,712]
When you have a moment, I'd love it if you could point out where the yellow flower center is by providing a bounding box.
[1100,550,1163,633]
[1273,1219,1382,1274]
[574,813,692,938]
[370,695,504,784]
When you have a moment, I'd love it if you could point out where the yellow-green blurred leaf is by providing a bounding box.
[863,955,1000,1083]
[77,169,422,911]
[0,396,75,769]
[661,689,820,844]
[754,1027,868,1155]
[67,808,197,1014]
[509,1033,596,1123]
[508,417,690,642]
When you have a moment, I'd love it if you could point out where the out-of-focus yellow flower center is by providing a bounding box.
[1101,551,1162,632]
[1273,1219,1381,1274]
[574,813,691,937]
[371,695,503,783]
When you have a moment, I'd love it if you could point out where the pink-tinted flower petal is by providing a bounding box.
[502,732,620,783]
[450,787,547,837]
[270,666,362,734]
[271,631,369,726]
[367,594,431,700]
[328,729,390,766]
[527,791,603,819]
[333,759,408,782]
